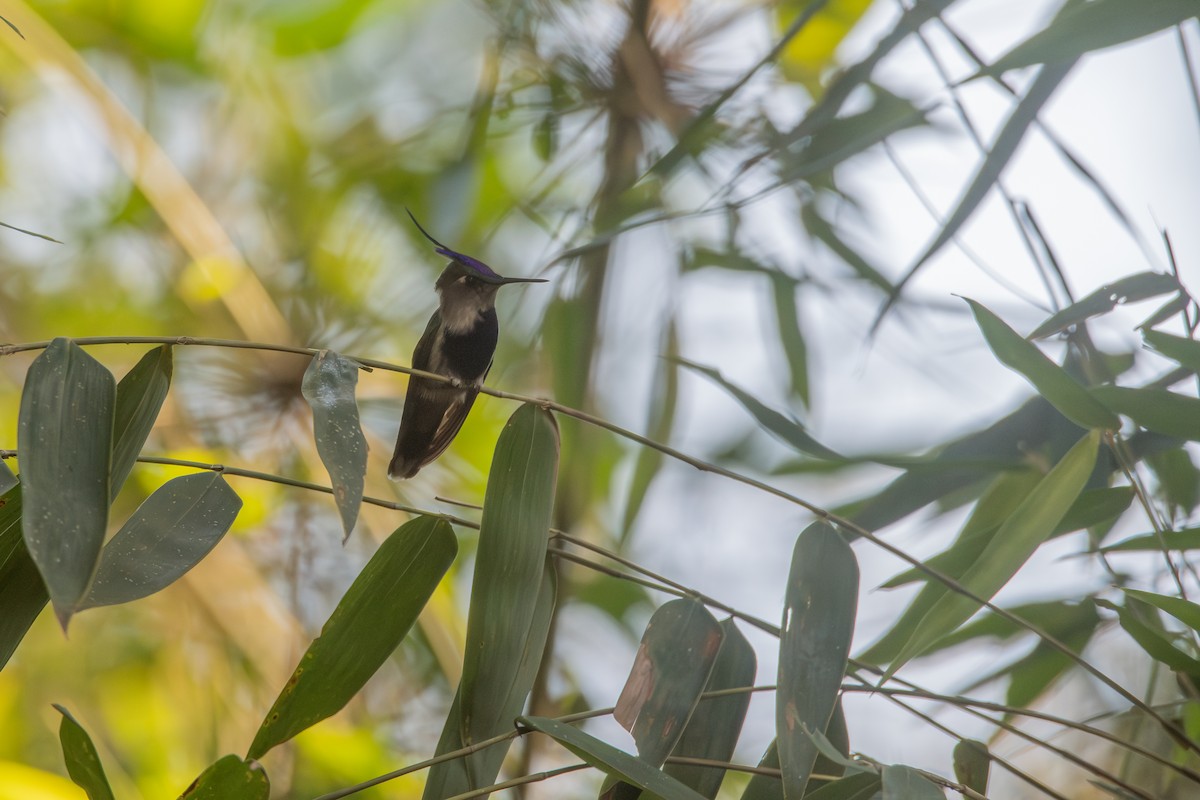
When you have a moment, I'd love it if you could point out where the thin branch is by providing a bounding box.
[443,763,589,800]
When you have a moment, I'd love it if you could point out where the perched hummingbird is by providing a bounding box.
[388,211,546,480]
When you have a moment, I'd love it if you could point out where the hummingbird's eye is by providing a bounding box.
[464,275,480,287]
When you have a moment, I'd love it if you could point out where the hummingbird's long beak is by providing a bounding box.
[490,275,548,285]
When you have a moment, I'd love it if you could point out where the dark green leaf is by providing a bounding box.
[54,705,115,800]
[778,522,859,797]
[770,272,810,406]
[0,488,48,670]
[741,740,782,800]
[982,0,1199,76]
[806,701,851,796]
[677,358,842,460]
[1029,272,1180,339]
[1102,528,1200,553]
[1123,588,1200,633]
[1140,293,1191,330]
[953,740,990,795]
[424,404,559,798]
[614,598,723,767]
[18,338,116,628]
[1097,598,1200,677]
[621,322,679,542]
[881,765,944,799]
[965,299,1119,430]
[517,716,707,800]
[111,346,173,500]
[883,431,1099,679]
[81,473,242,609]
[663,618,757,798]
[1053,487,1135,536]
[302,350,368,541]
[1143,330,1200,375]
[801,772,882,800]
[248,516,456,758]
[1146,448,1200,518]
[179,755,269,800]
[1092,385,1200,440]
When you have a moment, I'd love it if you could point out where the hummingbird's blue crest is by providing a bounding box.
[405,209,504,282]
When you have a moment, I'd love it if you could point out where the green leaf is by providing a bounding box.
[1123,589,1200,633]
[1091,385,1200,440]
[881,765,944,799]
[301,351,367,541]
[778,522,859,798]
[1029,272,1180,339]
[1140,293,1191,330]
[770,272,810,407]
[982,0,1199,76]
[664,618,757,798]
[741,740,782,800]
[54,705,115,800]
[676,358,842,460]
[1053,487,1135,536]
[1101,528,1200,553]
[0,488,48,670]
[883,431,1099,679]
[248,516,456,758]
[1144,330,1200,374]
[614,598,723,767]
[621,322,679,542]
[80,473,242,609]
[111,346,173,500]
[179,755,269,800]
[517,716,707,800]
[0,461,15,496]
[1097,598,1200,677]
[965,299,1119,430]
[18,338,116,628]
[423,404,559,798]
[801,772,882,800]
[953,740,990,795]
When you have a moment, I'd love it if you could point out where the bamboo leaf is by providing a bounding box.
[18,338,115,628]
[965,299,1119,430]
[0,487,48,670]
[248,516,456,758]
[614,598,723,767]
[981,0,1199,76]
[111,346,173,500]
[81,473,242,609]
[677,358,842,460]
[801,773,882,800]
[423,403,559,798]
[1123,588,1200,633]
[1144,330,1200,374]
[1029,272,1180,339]
[301,351,367,541]
[778,522,859,797]
[517,715,708,800]
[1101,528,1200,553]
[1091,385,1200,440]
[664,618,757,798]
[883,431,1099,680]
[0,461,15,496]
[1097,598,1200,677]
[953,740,990,795]
[54,705,115,800]
[881,765,944,799]
[179,755,269,800]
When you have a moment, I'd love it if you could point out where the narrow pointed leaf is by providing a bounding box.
[111,346,173,500]
[179,755,269,800]
[1097,598,1200,677]
[1123,588,1200,632]
[884,431,1100,679]
[423,403,559,798]
[0,488,48,670]
[614,598,723,767]
[81,473,242,609]
[881,765,944,799]
[18,338,115,627]
[301,351,367,541]
[248,515,456,758]
[1140,293,1191,330]
[770,272,810,406]
[664,618,757,798]
[54,705,115,800]
[1144,330,1200,374]
[1029,272,1180,339]
[1101,528,1200,553]
[621,322,679,541]
[778,522,859,798]
[517,716,707,800]
[953,740,990,795]
[677,359,842,460]
[806,702,852,795]
[886,62,1075,311]
[982,0,1199,76]
[1091,385,1200,440]
[965,299,1118,430]
[801,773,881,800]
[0,461,15,496]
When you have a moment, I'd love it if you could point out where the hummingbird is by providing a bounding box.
[388,211,547,480]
